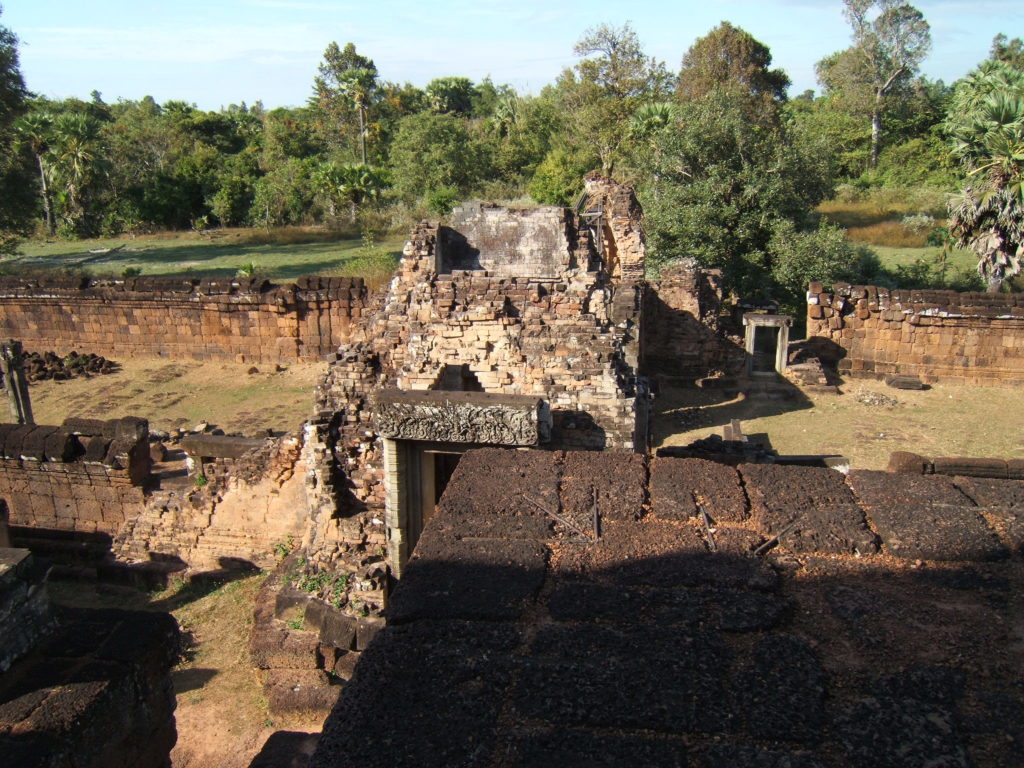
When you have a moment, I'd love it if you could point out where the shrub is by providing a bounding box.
[425,187,459,216]
[769,219,878,308]
[900,213,936,234]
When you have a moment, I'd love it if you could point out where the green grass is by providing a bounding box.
[870,244,975,272]
[4,227,405,282]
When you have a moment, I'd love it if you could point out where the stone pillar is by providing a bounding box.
[382,438,409,578]
[0,340,33,425]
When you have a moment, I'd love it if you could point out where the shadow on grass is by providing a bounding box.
[8,238,395,281]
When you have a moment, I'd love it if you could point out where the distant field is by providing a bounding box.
[870,244,977,272]
[4,226,405,283]
[817,194,989,288]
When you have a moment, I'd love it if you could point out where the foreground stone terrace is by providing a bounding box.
[311,449,1024,768]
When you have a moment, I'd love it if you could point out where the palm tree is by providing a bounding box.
[14,112,55,235]
[50,113,104,232]
[945,60,1024,291]
[314,162,387,223]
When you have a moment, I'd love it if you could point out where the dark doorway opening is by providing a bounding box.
[418,448,464,531]
[752,325,780,374]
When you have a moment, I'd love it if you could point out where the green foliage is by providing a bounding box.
[553,22,672,175]
[388,111,491,203]
[194,474,208,488]
[273,535,294,559]
[0,6,31,254]
[873,135,959,188]
[641,88,833,293]
[768,219,879,307]
[892,245,984,291]
[425,186,459,216]
[832,0,932,168]
[313,161,388,223]
[426,77,474,115]
[945,57,1024,290]
[528,147,589,205]
[313,42,380,164]
[677,22,789,114]
[991,34,1024,71]
[249,158,317,228]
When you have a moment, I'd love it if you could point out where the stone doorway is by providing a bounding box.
[743,313,792,377]
[373,388,550,575]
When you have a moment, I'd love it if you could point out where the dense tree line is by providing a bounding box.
[0,2,1021,296]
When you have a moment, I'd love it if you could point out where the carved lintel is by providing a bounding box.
[372,389,548,446]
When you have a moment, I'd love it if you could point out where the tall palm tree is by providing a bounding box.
[946,60,1024,291]
[50,113,103,232]
[14,111,55,235]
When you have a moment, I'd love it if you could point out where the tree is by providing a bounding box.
[314,161,387,223]
[552,23,672,175]
[0,5,32,253]
[945,59,1024,291]
[991,34,1024,71]
[388,111,491,204]
[314,42,379,164]
[639,89,834,292]
[677,22,789,117]
[835,0,931,168]
[14,112,55,235]
[50,112,106,234]
[425,77,474,115]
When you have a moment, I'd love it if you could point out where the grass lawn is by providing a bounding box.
[654,378,1024,470]
[869,244,977,272]
[5,227,405,283]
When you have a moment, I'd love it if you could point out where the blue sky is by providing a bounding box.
[2,1,1021,110]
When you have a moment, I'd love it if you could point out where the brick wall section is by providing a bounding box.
[115,433,311,570]
[311,181,649,561]
[0,274,368,363]
[0,420,150,535]
[807,282,1024,384]
[643,261,745,379]
[444,203,578,277]
[317,223,645,453]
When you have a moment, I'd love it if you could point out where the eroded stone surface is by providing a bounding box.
[310,449,1024,768]
[850,470,1006,560]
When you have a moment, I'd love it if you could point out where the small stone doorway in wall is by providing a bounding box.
[742,313,793,377]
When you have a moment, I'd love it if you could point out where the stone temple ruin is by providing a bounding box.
[1,173,1024,766]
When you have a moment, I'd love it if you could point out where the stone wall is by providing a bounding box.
[310,178,649,574]
[0,418,151,536]
[0,549,54,674]
[116,433,312,571]
[807,282,1024,384]
[309,448,1024,768]
[0,553,180,768]
[0,274,368,363]
[442,203,580,277]
[643,260,745,379]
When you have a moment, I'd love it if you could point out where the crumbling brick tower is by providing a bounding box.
[309,175,650,572]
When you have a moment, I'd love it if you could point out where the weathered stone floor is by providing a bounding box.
[310,448,1024,768]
